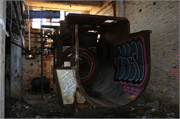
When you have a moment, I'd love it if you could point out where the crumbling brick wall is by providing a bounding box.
[124,1,179,109]
[96,1,179,109]
[22,55,54,92]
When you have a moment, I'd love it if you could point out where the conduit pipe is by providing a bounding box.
[117,1,124,17]
[23,0,31,51]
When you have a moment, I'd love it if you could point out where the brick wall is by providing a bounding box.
[22,55,54,91]
[95,1,179,109]
[96,2,114,16]
[124,1,179,108]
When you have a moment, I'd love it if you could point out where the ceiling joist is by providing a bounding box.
[25,1,102,14]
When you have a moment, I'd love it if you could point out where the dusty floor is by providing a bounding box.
[5,92,179,118]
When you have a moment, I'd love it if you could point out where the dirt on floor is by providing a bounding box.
[5,92,179,118]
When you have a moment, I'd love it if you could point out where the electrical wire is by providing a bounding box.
[7,25,22,33]
[10,1,20,42]
[6,1,28,35]
[5,1,11,12]
[6,16,21,29]
[5,1,28,52]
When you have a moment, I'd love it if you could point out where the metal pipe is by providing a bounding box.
[120,1,124,17]
[6,36,28,51]
[113,1,116,17]
[9,40,28,51]
[57,22,64,67]
[23,0,31,51]
[40,6,44,101]
[75,24,79,85]
[117,1,124,17]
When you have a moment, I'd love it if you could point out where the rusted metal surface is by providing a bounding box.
[65,13,129,29]
[73,92,88,110]
[75,24,79,87]
[113,1,116,17]
[43,55,53,73]
[62,47,99,86]
[57,39,62,67]
[54,14,151,109]
[71,28,75,67]
[78,30,151,108]
[79,32,97,47]
[56,21,67,67]
[60,21,65,34]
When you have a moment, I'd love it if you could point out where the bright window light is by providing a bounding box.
[32,10,81,29]
[65,11,81,16]
[32,9,63,29]
[32,18,50,29]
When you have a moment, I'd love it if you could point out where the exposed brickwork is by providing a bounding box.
[96,2,114,16]
[22,55,54,91]
[124,1,179,109]
[96,1,179,109]
[21,1,179,109]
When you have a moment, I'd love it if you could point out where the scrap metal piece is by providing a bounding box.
[76,91,86,104]
[55,69,77,105]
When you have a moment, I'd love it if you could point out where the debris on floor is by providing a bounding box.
[5,93,179,118]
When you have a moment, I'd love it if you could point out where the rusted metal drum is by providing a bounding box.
[75,31,151,108]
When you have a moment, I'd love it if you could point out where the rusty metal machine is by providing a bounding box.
[53,13,151,109]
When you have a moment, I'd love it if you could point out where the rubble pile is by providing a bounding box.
[5,94,179,118]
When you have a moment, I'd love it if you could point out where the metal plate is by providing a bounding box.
[77,30,151,108]
[55,69,77,105]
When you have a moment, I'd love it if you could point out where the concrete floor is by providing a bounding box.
[5,92,179,118]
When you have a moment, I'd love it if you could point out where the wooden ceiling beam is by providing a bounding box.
[44,1,102,7]
[28,6,90,14]
[25,1,101,14]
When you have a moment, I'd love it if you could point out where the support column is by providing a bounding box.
[0,0,6,118]
[10,34,22,99]
[116,1,124,17]
[10,1,23,100]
